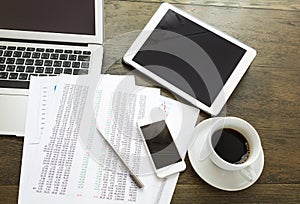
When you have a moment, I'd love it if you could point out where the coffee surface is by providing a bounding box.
[211,128,250,164]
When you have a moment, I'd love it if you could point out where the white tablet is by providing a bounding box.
[123,3,256,115]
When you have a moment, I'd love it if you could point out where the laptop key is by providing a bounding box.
[54,68,63,74]
[29,74,38,80]
[35,67,44,73]
[59,54,68,60]
[7,46,16,50]
[36,48,45,52]
[44,60,53,66]
[78,69,88,75]
[0,50,3,56]
[64,50,72,54]
[35,60,44,66]
[50,53,59,60]
[39,74,48,77]
[6,58,15,64]
[45,67,54,74]
[16,59,25,65]
[69,55,77,61]
[4,51,13,57]
[55,49,63,53]
[74,50,82,54]
[46,48,54,53]
[19,73,28,80]
[83,51,91,55]
[26,47,35,51]
[78,55,90,61]
[0,72,8,79]
[16,66,25,72]
[0,80,29,88]
[9,73,18,79]
[63,68,72,74]
[23,52,32,58]
[0,65,5,71]
[17,47,26,51]
[73,69,80,75]
[0,46,7,50]
[41,53,50,59]
[32,52,41,58]
[81,62,89,68]
[0,57,6,63]
[13,51,22,57]
[72,62,80,68]
[25,59,34,65]
[6,65,16,72]
[25,66,35,73]
[63,61,71,67]
[53,61,62,67]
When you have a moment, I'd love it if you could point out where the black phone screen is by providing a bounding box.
[140,120,182,169]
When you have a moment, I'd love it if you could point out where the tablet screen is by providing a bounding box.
[133,10,246,106]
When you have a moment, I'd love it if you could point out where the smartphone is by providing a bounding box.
[137,117,186,178]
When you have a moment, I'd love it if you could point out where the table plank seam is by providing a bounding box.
[111,0,300,12]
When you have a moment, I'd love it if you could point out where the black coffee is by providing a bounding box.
[211,128,250,164]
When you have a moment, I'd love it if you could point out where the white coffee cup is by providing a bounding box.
[205,117,262,181]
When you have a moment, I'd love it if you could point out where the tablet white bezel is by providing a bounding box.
[0,0,103,45]
[123,2,256,115]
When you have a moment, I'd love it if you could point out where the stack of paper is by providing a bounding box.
[18,74,199,204]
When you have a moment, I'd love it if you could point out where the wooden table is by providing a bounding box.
[1,0,299,203]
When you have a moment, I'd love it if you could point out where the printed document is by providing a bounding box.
[18,75,199,204]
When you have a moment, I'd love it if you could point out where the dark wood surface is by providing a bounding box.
[0,0,299,203]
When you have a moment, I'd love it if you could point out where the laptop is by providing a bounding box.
[0,0,104,136]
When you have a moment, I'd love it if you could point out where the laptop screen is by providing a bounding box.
[0,0,95,35]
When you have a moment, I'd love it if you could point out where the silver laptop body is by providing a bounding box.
[0,0,104,136]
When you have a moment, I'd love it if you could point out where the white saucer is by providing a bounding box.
[188,118,264,191]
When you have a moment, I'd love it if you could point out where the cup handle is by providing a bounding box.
[240,166,257,181]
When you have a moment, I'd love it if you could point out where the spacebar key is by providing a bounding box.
[0,80,29,89]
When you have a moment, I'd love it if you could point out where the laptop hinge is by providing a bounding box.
[89,42,103,46]
[0,38,88,47]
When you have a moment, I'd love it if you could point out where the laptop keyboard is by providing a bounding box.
[0,45,91,89]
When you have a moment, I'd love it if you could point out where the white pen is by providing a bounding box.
[97,129,144,188]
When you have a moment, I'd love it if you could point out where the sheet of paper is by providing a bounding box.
[19,75,137,203]
[159,96,200,156]
[19,74,200,204]
[27,76,59,144]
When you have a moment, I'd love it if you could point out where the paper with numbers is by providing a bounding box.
[18,74,199,204]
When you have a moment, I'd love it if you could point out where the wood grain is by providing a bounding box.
[0,136,23,185]
[0,186,19,204]
[172,184,300,203]
[107,0,300,11]
[105,1,300,69]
